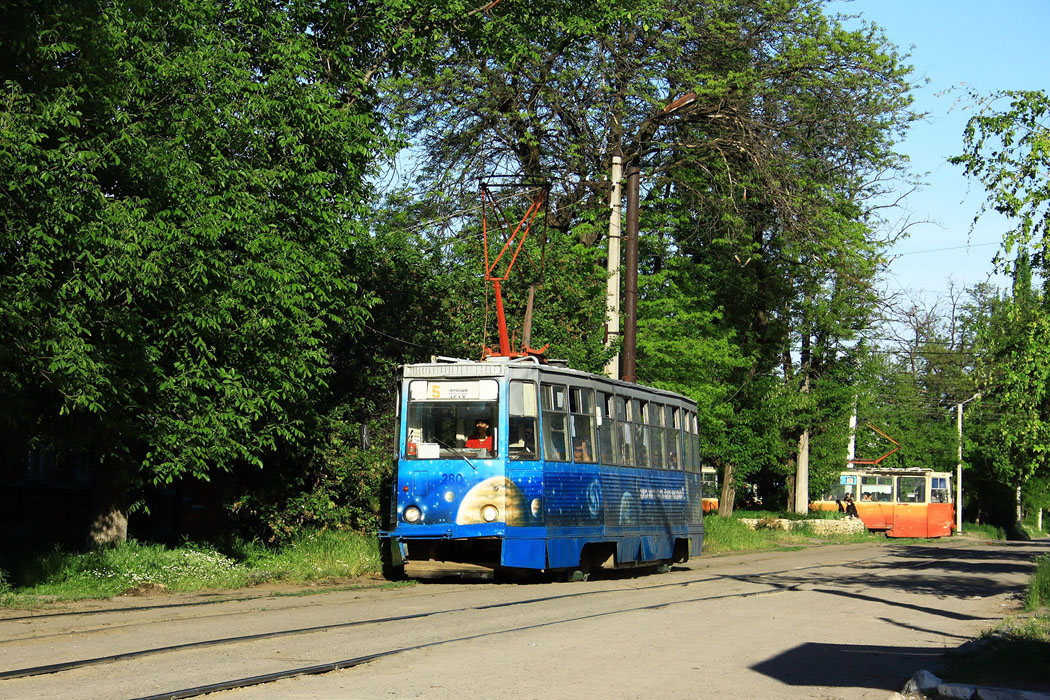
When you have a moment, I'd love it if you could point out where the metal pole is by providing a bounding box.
[621,165,640,383]
[957,402,964,534]
[604,156,623,379]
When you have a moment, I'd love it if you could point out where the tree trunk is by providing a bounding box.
[718,462,736,517]
[87,460,129,548]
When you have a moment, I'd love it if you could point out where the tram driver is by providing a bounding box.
[465,418,494,451]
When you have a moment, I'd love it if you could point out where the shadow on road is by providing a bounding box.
[751,641,943,691]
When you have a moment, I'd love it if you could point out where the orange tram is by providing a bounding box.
[813,467,955,538]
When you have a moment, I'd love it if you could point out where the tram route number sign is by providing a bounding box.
[429,382,480,400]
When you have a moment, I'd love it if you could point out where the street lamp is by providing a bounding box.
[957,392,980,533]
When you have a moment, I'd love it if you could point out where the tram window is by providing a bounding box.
[686,412,700,472]
[825,479,857,502]
[541,383,569,462]
[701,466,718,490]
[405,379,499,459]
[632,399,650,468]
[570,387,597,464]
[860,476,893,502]
[509,380,538,460]
[898,476,926,503]
[598,392,618,465]
[649,403,666,469]
[666,406,681,470]
[616,396,634,466]
[931,476,951,503]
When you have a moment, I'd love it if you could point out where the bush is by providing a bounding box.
[232,405,393,543]
[1027,554,1050,610]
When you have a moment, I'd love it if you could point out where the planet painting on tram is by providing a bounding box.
[456,476,527,526]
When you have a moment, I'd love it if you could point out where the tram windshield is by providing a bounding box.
[405,379,499,459]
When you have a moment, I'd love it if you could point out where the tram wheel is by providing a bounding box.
[561,568,589,582]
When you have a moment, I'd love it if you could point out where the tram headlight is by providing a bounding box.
[530,498,542,518]
[403,505,422,523]
[480,504,499,522]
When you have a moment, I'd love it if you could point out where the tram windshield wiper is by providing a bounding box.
[430,436,478,471]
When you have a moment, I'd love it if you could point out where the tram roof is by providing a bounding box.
[843,466,953,477]
[401,356,697,407]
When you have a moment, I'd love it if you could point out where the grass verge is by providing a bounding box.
[937,554,1050,692]
[0,530,384,608]
[701,511,877,554]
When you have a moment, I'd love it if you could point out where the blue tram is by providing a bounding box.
[379,355,705,579]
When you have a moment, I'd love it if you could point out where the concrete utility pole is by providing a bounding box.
[957,392,980,533]
[604,156,623,380]
[847,401,857,464]
[621,165,640,383]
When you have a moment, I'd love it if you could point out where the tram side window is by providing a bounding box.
[632,399,650,468]
[898,476,926,503]
[666,406,681,470]
[649,403,666,469]
[860,476,893,502]
[687,412,700,472]
[541,383,569,461]
[931,476,951,503]
[826,475,858,502]
[569,387,597,463]
[616,396,634,466]
[598,392,618,465]
[509,380,539,460]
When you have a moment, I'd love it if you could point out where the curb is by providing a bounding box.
[891,669,1050,700]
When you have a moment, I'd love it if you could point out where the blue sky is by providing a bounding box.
[830,0,1050,303]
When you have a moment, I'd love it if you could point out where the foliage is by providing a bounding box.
[0,0,390,513]
[232,406,393,543]
[951,89,1050,272]
[963,256,1050,503]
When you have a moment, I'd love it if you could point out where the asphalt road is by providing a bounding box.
[1,536,1046,700]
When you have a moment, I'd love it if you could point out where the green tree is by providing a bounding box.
[0,0,489,544]
[952,91,1050,524]
[951,90,1050,272]
[381,0,917,515]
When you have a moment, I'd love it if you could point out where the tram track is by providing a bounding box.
[1,546,919,689]
[127,580,801,700]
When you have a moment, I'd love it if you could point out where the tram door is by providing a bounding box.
[892,474,928,537]
[858,475,894,530]
[926,474,953,537]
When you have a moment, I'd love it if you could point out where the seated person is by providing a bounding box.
[843,492,859,518]
[465,418,493,451]
[573,439,592,463]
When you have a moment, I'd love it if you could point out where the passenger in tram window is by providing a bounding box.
[861,492,873,501]
[573,439,592,463]
[465,418,493,450]
[509,419,536,458]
